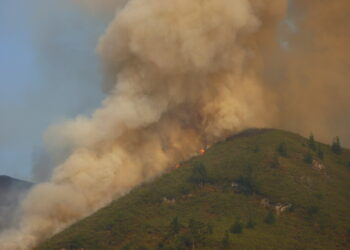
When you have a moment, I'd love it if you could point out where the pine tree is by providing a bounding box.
[277,143,288,157]
[235,164,262,195]
[317,146,324,160]
[189,163,208,185]
[308,134,316,151]
[331,137,342,154]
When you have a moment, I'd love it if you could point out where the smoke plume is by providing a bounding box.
[1,0,349,249]
[276,0,350,145]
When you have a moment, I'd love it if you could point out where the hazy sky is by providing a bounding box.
[0,0,108,180]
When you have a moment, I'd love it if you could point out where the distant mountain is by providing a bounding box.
[38,129,350,249]
[0,175,33,230]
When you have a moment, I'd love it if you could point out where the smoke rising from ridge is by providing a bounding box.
[1,0,349,249]
[277,0,350,145]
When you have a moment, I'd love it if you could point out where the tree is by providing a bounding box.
[264,211,276,225]
[221,231,231,250]
[230,218,243,234]
[277,143,288,157]
[189,163,208,185]
[308,134,317,151]
[331,137,342,154]
[170,217,180,234]
[304,152,313,164]
[236,165,260,195]
[317,146,324,160]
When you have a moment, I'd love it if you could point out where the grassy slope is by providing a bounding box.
[38,129,350,250]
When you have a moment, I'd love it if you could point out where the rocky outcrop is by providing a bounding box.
[312,160,325,170]
[260,198,292,216]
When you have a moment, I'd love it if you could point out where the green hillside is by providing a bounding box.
[38,129,350,250]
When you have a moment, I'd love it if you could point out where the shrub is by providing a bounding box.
[304,152,313,164]
[307,206,320,218]
[317,146,324,160]
[221,231,231,250]
[246,217,256,229]
[277,143,288,157]
[178,234,192,249]
[271,155,280,169]
[207,223,214,234]
[264,211,276,225]
[180,185,191,195]
[347,228,350,243]
[230,218,243,234]
[69,237,84,249]
[170,217,180,234]
[315,193,324,200]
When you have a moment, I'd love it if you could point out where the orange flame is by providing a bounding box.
[199,148,206,155]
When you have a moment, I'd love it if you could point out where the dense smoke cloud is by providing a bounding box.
[0,0,349,249]
[276,0,350,145]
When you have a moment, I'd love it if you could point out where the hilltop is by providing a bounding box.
[0,176,33,230]
[38,129,350,249]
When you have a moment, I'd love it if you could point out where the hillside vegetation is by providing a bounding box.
[38,129,350,250]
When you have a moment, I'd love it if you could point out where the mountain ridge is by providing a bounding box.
[38,129,350,249]
[0,175,33,231]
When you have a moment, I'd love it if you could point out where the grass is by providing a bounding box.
[37,129,350,250]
